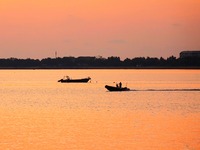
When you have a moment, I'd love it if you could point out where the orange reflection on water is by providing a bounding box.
[0,69,199,150]
[0,107,199,150]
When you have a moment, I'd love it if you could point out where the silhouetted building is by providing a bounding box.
[180,51,200,58]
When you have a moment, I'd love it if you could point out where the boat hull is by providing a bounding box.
[105,85,130,92]
[58,77,91,83]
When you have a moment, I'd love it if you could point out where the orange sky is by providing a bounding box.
[0,0,200,59]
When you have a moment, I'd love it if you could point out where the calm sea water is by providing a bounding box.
[0,69,199,150]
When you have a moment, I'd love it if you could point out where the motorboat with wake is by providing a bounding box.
[105,84,130,92]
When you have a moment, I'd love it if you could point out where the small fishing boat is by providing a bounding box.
[58,76,91,83]
[105,85,130,92]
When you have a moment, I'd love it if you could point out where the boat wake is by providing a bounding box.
[130,89,200,92]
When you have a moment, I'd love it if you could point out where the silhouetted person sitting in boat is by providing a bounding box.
[116,83,119,88]
[119,82,122,88]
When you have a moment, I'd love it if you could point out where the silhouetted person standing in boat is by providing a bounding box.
[119,82,122,88]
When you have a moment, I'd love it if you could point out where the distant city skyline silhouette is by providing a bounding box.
[0,53,199,69]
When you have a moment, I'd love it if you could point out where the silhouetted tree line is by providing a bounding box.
[0,56,199,68]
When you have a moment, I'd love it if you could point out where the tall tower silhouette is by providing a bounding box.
[55,51,57,58]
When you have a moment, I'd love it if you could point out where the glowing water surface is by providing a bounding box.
[0,69,199,150]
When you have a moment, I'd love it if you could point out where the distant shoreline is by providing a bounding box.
[0,67,199,69]
[1,56,199,69]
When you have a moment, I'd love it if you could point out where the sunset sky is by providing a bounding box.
[0,0,200,59]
